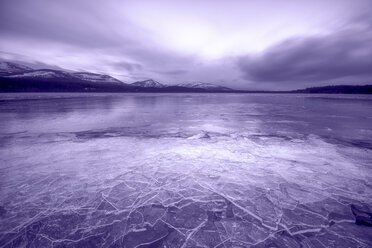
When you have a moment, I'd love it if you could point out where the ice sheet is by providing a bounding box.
[0,93,371,247]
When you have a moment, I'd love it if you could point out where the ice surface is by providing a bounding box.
[0,93,371,247]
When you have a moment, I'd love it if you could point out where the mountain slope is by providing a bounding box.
[5,69,73,79]
[0,61,33,75]
[0,65,132,92]
[0,61,236,92]
[72,72,124,84]
[131,79,165,88]
[176,82,232,91]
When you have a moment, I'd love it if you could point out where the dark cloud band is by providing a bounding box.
[238,22,372,84]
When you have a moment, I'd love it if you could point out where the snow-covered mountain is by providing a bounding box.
[0,61,132,92]
[131,79,231,91]
[6,69,72,79]
[3,67,127,85]
[176,82,232,91]
[72,72,123,84]
[0,60,126,84]
[0,60,237,92]
[0,61,33,75]
[132,79,165,88]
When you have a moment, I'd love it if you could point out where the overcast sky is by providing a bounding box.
[0,0,371,90]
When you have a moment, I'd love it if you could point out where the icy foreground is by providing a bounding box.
[0,93,371,247]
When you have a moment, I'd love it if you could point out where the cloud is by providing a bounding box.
[153,69,189,75]
[238,19,372,84]
[0,0,196,82]
[0,1,128,49]
[1,0,371,89]
[111,61,142,72]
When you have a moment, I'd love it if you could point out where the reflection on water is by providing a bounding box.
[0,93,371,247]
[1,93,372,139]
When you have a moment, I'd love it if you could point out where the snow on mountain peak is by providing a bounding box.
[0,60,234,92]
[2,67,127,85]
[6,70,71,79]
[132,79,165,88]
[177,82,231,90]
[72,72,122,84]
[0,61,33,75]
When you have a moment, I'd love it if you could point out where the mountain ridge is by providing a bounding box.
[0,60,371,93]
[176,82,232,91]
[0,61,233,92]
[0,61,33,75]
[131,79,165,88]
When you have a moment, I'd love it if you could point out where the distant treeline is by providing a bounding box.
[292,85,372,94]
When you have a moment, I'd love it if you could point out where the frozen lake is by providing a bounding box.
[0,93,371,247]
